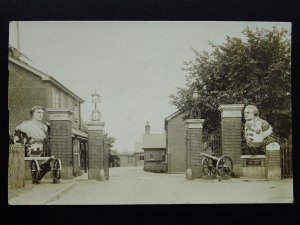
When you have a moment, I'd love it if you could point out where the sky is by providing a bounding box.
[9,21,291,153]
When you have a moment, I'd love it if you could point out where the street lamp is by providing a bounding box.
[189,87,201,119]
[90,90,101,121]
[91,90,100,108]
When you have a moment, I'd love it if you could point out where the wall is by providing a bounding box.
[144,162,167,173]
[166,113,188,173]
[144,149,166,172]
[144,149,165,161]
[50,86,81,130]
[119,154,136,167]
[8,145,25,198]
[8,62,48,133]
[135,153,144,167]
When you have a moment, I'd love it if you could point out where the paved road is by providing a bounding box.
[46,167,293,205]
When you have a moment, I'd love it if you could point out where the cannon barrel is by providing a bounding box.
[45,155,55,163]
[200,152,219,161]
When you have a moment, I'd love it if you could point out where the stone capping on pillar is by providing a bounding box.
[86,121,105,131]
[241,155,266,159]
[218,104,245,118]
[46,108,74,121]
[186,119,205,129]
[266,142,280,151]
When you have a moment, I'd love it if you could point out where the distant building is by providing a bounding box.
[142,121,167,173]
[119,153,136,167]
[8,48,88,176]
[133,142,144,167]
[164,111,188,173]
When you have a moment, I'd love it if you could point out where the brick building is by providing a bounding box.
[142,122,167,173]
[164,111,188,173]
[8,50,88,177]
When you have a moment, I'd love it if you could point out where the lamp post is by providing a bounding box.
[189,87,201,119]
[186,86,205,180]
[90,90,101,121]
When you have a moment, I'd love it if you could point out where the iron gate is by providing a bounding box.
[202,131,222,157]
[281,140,293,178]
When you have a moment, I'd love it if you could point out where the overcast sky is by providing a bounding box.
[9,21,291,153]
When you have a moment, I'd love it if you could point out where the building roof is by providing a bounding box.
[165,110,182,121]
[142,134,166,149]
[164,110,187,129]
[9,57,84,103]
[72,128,88,140]
[119,153,135,157]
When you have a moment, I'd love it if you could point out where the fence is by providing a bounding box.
[281,140,293,178]
[8,144,25,197]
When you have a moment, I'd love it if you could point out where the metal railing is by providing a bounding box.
[202,131,222,157]
[281,140,293,178]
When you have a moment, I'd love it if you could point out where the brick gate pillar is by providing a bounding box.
[186,119,205,179]
[219,104,244,177]
[266,142,281,180]
[103,135,109,180]
[86,121,106,180]
[47,109,73,179]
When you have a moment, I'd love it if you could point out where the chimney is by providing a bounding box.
[145,121,150,135]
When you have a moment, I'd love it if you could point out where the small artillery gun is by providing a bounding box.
[200,153,233,179]
[25,156,62,184]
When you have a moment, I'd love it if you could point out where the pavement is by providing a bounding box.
[8,167,293,205]
[8,173,89,205]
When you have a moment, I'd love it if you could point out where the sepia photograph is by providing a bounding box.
[7,21,293,205]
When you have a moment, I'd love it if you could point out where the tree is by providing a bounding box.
[170,26,291,139]
[105,134,116,149]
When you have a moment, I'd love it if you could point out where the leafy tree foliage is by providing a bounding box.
[105,134,116,149]
[170,26,291,140]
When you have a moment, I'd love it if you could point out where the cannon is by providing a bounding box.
[25,156,62,184]
[200,153,233,178]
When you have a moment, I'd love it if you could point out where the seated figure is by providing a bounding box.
[243,105,275,154]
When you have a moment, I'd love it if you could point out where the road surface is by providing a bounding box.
[46,167,293,205]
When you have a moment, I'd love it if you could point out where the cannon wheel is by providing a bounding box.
[30,159,40,184]
[216,156,233,178]
[202,156,216,176]
[52,158,62,184]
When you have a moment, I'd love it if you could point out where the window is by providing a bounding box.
[60,93,65,108]
[68,97,73,110]
[149,153,154,160]
[52,88,60,108]
[65,95,69,108]
[74,102,79,122]
[139,155,144,160]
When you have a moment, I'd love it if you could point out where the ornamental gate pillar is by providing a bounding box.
[47,108,73,179]
[86,121,106,180]
[219,104,244,177]
[186,119,205,179]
